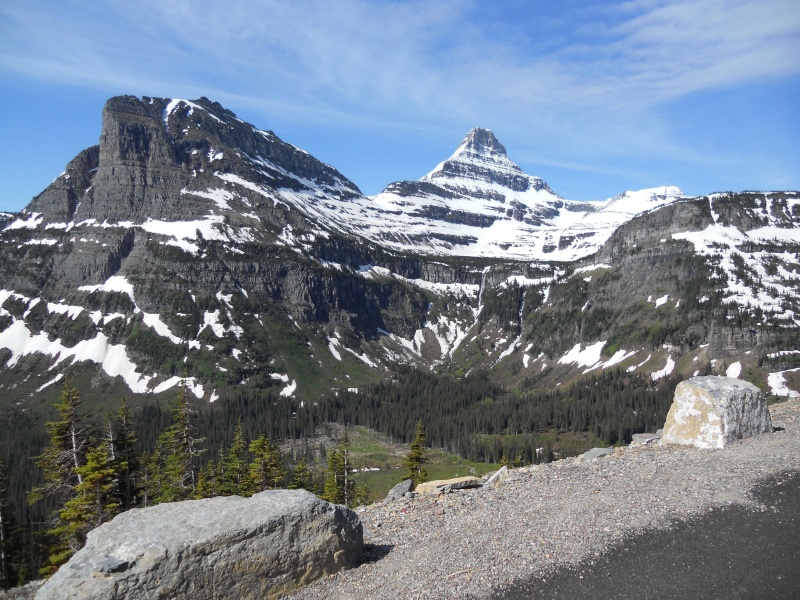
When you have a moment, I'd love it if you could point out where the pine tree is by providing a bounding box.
[248,435,284,492]
[321,431,355,506]
[322,449,345,505]
[44,446,122,573]
[147,381,204,504]
[403,420,429,487]
[221,422,252,496]
[28,383,92,507]
[27,383,94,576]
[194,464,214,499]
[0,460,11,589]
[288,458,311,491]
[113,399,140,510]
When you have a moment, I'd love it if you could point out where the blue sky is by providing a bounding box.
[1,0,799,213]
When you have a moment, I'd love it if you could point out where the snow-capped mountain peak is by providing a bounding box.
[422,127,545,195]
[448,127,510,163]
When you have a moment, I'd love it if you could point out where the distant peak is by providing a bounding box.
[421,127,544,194]
[456,128,507,158]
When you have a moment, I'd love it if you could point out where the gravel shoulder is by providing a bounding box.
[290,398,800,600]
[496,468,800,599]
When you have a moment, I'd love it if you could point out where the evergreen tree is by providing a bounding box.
[194,464,214,499]
[27,383,93,576]
[322,431,355,506]
[45,446,121,573]
[221,422,252,496]
[288,458,311,491]
[403,420,429,487]
[0,460,11,589]
[140,452,153,507]
[147,382,204,504]
[28,383,91,507]
[321,449,345,505]
[248,435,284,492]
[113,399,140,510]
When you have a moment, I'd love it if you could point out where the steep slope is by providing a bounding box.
[0,95,798,413]
[368,128,684,260]
[0,96,481,410]
[463,191,800,398]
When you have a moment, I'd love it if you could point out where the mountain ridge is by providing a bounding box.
[0,95,798,411]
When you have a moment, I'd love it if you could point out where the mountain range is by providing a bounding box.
[1,95,799,413]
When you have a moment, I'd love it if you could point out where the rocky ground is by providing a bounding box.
[290,398,800,599]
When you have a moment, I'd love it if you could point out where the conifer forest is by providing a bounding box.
[0,366,681,587]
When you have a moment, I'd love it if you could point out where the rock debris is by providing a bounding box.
[291,398,800,599]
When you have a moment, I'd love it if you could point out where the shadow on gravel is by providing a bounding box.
[492,470,800,600]
[359,543,394,566]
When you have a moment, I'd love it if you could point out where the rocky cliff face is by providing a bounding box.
[0,96,798,410]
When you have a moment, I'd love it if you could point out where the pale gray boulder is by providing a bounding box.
[385,479,413,502]
[35,489,362,600]
[483,466,509,487]
[661,376,772,449]
[575,447,613,463]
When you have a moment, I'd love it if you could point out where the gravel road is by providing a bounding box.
[290,398,800,599]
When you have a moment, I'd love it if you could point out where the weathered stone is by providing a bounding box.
[630,431,663,446]
[661,376,773,449]
[575,447,613,463]
[0,581,43,600]
[415,476,482,494]
[385,479,413,502]
[483,466,509,487]
[35,489,362,600]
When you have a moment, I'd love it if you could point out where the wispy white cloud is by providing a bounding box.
[1,0,797,196]
[5,0,797,120]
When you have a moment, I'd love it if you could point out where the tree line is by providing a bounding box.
[1,364,680,588]
[0,381,369,587]
[322,366,681,462]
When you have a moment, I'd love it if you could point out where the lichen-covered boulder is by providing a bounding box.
[661,376,772,449]
[35,489,362,600]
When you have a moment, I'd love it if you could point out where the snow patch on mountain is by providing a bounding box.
[6,212,43,230]
[673,217,800,324]
[79,275,136,303]
[651,355,676,380]
[768,369,800,398]
[557,341,641,374]
[0,320,151,393]
[47,302,85,320]
[726,361,742,378]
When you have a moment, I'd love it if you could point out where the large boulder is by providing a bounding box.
[35,489,363,600]
[661,376,772,449]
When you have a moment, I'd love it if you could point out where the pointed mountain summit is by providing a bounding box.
[422,128,551,194]
[452,127,509,160]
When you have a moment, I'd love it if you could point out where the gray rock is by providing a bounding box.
[576,447,613,463]
[415,476,483,494]
[385,479,413,502]
[483,466,509,487]
[35,489,362,600]
[0,581,44,600]
[662,376,773,449]
[630,432,662,446]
